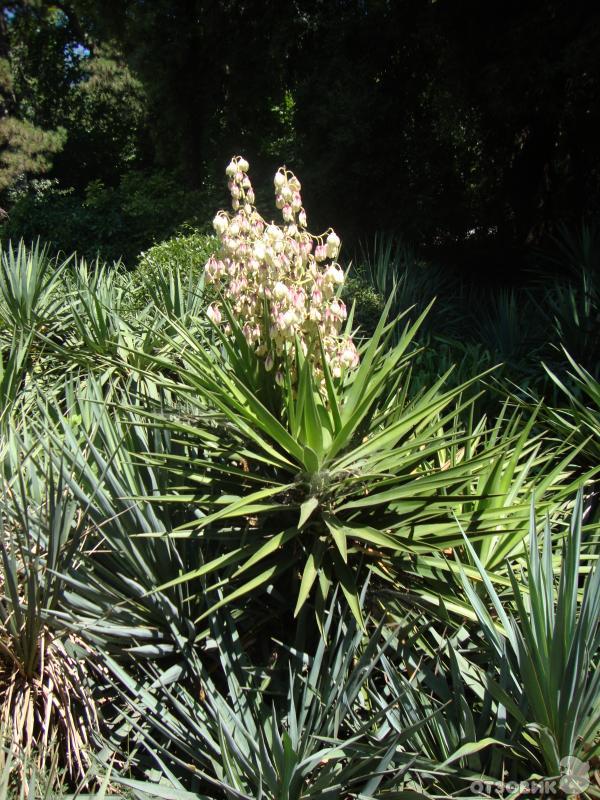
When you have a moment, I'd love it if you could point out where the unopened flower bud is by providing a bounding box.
[273,281,289,300]
[340,342,358,368]
[213,213,229,235]
[315,245,327,262]
[326,231,341,259]
[207,304,222,324]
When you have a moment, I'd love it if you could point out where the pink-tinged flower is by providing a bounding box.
[210,157,360,390]
[225,159,237,177]
[204,256,218,281]
[299,237,312,257]
[339,341,359,368]
[275,370,285,386]
[292,290,306,309]
[332,364,342,379]
[207,304,222,324]
[315,245,327,262]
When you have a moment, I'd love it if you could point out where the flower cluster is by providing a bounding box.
[204,156,359,386]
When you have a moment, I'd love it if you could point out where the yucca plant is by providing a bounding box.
[375,642,513,796]
[471,288,540,370]
[0,447,98,781]
[366,490,600,797]
[66,261,135,359]
[0,739,117,800]
[117,296,580,636]
[123,303,476,628]
[541,351,600,475]
[57,261,173,393]
[458,492,600,780]
[0,334,34,428]
[152,265,208,326]
[95,590,429,799]
[0,240,69,346]
[357,232,456,340]
[35,377,209,662]
[536,222,600,377]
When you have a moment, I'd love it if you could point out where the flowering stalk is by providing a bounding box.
[204,156,359,387]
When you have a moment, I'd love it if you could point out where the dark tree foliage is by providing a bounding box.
[3,0,600,269]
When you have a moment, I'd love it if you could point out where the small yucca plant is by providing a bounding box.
[459,492,600,779]
[0,452,98,782]
[0,241,68,344]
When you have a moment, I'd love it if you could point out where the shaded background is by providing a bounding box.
[1,0,599,275]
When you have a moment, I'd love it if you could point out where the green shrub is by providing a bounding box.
[1,172,210,266]
[340,275,384,338]
[134,229,215,287]
[129,229,216,315]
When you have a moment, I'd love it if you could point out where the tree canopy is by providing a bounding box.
[1,0,599,267]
